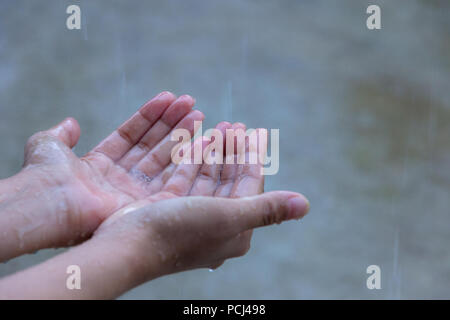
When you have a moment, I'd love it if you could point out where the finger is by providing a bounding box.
[214,122,246,197]
[220,127,266,243]
[153,191,309,233]
[227,129,267,242]
[161,137,208,196]
[186,191,308,233]
[228,191,310,231]
[132,110,204,179]
[118,95,195,170]
[229,128,267,198]
[190,121,231,196]
[88,92,176,162]
[147,121,225,195]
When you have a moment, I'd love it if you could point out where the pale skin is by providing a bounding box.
[0,92,309,299]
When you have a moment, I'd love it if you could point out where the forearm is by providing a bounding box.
[0,235,155,299]
[0,169,73,261]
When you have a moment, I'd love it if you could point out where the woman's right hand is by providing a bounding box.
[94,191,310,280]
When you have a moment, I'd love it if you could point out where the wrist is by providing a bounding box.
[93,217,168,286]
[0,234,160,299]
[0,168,75,260]
[83,233,163,297]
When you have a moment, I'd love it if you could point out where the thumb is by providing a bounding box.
[24,118,81,165]
[26,117,81,150]
[45,117,81,148]
[220,191,310,231]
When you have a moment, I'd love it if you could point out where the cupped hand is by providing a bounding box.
[20,91,270,248]
[93,122,309,275]
[94,191,310,278]
[21,92,208,243]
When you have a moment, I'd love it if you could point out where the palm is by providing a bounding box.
[24,92,264,238]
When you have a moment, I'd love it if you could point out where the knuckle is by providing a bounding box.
[164,183,185,196]
[261,198,281,226]
[137,140,151,152]
[117,127,134,145]
[175,168,190,179]
[198,169,215,181]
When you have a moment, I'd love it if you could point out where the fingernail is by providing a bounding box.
[287,196,310,220]
[191,110,205,119]
[180,94,196,104]
[156,91,171,99]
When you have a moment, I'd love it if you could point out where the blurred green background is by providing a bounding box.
[0,0,449,299]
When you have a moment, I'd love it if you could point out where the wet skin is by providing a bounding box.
[0,91,292,261]
[0,190,309,299]
[0,91,309,299]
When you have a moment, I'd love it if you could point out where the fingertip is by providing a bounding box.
[162,96,198,126]
[179,94,196,105]
[256,127,268,135]
[191,110,205,120]
[233,122,246,130]
[149,91,177,108]
[156,91,176,100]
[48,117,80,148]
[287,194,310,220]
[217,121,232,128]
[215,121,232,134]
[63,117,81,148]
[63,117,80,131]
